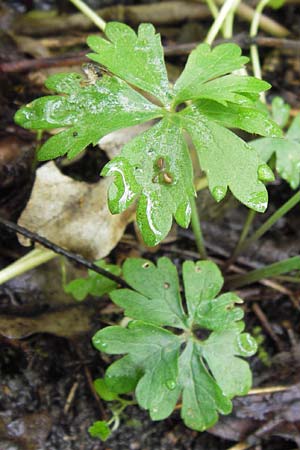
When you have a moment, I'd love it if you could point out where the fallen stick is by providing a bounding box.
[2,35,299,74]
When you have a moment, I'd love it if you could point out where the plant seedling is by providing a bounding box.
[14,19,291,441]
[15,22,281,246]
[93,258,257,432]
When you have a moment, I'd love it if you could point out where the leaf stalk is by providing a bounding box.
[190,196,208,260]
[69,0,106,32]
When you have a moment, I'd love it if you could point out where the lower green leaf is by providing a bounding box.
[93,258,257,432]
[180,341,232,431]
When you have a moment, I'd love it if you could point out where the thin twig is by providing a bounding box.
[2,35,300,74]
[227,442,250,450]
[64,380,80,414]
[0,217,129,288]
[248,385,289,395]
[74,343,108,420]
[252,302,284,351]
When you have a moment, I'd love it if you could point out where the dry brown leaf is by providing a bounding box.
[18,162,133,259]
[0,305,94,338]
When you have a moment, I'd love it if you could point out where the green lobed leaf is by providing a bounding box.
[110,257,187,328]
[175,74,271,106]
[94,378,119,401]
[195,99,282,137]
[179,106,274,212]
[202,329,256,398]
[93,257,257,431]
[105,355,142,394]
[252,114,300,189]
[93,320,182,420]
[173,43,249,104]
[15,22,282,246]
[87,22,171,104]
[271,96,290,128]
[65,260,121,301]
[182,260,223,322]
[15,72,163,160]
[179,341,232,430]
[102,118,194,246]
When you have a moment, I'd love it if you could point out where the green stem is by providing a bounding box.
[250,0,269,101]
[69,0,106,31]
[228,209,256,265]
[227,256,300,289]
[195,176,208,192]
[205,0,239,45]
[206,0,219,20]
[190,196,207,259]
[0,248,57,286]
[239,190,300,255]
[223,0,240,38]
[274,275,300,283]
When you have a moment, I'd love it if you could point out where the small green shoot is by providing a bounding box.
[92,257,257,432]
[65,260,121,301]
[89,421,111,441]
[90,377,136,441]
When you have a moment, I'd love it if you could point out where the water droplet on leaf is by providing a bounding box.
[258,164,274,182]
[166,379,176,390]
[212,185,227,202]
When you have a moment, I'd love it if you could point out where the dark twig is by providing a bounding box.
[0,217,129,288]
[1,35,300,73]
[0,51,89,74]
[165,34,300,56]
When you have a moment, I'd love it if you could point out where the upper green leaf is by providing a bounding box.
[194,99,282,137]
[87,22,171,104]
[102,118,194,246]
[173,43,249,104]
[177,73,270,106]
[179,106,274,211]
[252,108,300,189]
[15,72,163,160]
[15,22,282,246]
[93,257,257,431]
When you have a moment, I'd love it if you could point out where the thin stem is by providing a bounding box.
[0,248,56,285]
[228,209,256,265]
[227,256,300,289]
[239,190,300,255]
[206,0,219,19]
[190,196,207,259]
[195,176,208,192]
[250,0,269,100]
[223,0,240,39]
[205,0,239,45]
[69,0,106,32]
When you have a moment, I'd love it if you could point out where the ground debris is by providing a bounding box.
[0,411,52,450]
[210,383,300,446]
[18,162,134,260]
